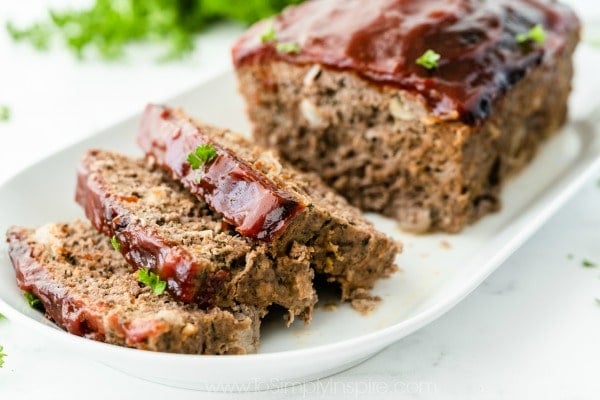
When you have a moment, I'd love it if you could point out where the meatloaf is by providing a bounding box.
[76,149,316,323]
[138,104,399,302]
[232,0,581,233]
[6,221,261,354]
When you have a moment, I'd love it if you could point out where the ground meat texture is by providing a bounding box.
[232,0,580,233]
[76,150,316,324]
[138,106,400,302]
[6,221,262,354]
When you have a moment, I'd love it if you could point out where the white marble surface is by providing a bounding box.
[0,1,599,398]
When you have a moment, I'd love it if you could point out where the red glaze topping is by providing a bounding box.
[8,228,185,342]
[138,104,306,241]
[7,228,106,340]
[75,150,230,306]
[232,0,580,123]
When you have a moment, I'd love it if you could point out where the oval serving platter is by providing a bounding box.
[0,47,599,391]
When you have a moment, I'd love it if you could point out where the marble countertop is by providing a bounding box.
[0,1,599,398]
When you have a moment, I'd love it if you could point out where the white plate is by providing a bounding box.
[1,47,599,392]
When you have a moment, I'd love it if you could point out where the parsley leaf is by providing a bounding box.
[6,21,51,50]
[138,268,167,295]
[582,260,597,268]
[260,23,277,43]
[0,345,6,368]
[0,312,5,320]
[187,144,217,170]
[516,24,546,45]
[276,42,301,54]
[6,0,304,61]
[416,49,441,70]
[259,21,302,54]
[0,105,10,122]
[24,292,43,310]
[110,235,121,251]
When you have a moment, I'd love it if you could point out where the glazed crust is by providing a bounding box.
[138,106,400,301]
[6,221,262,354]
[76,150,316,322]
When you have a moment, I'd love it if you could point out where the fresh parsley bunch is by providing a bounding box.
[6,0,303,61]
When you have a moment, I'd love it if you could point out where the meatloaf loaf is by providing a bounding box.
[138,104,399,302]
[6,221,261,354]
[232,0,581,233]
[76,149,316,323]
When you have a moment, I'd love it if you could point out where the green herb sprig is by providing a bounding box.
[276,42,301,54]
[0,345,6,368]
[0,105,10,122]
[257,22,301,54]
[516,24,546,45]
[6,0,304,61]
[260,23,277,43]
[138,268,167,295]
[416,49,441,70]
[24,292,43,310]
[187,144,217,170]
[110,235,121,251]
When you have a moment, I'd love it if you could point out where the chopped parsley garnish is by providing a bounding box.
[187,144,217,169]
[416,49,441,70]
[582,260,597,268]
[0,345,6,368]
[260,22,301,54]
[24,292,42,310]
[0,312,5,320]
[260,23,277,43]
[110,235,121,251]
[596,298,600,306]
[276,42,301,54]
[0,105,10,122]
[516,24,546,45]
[138,268,167,295]
[5,0,304,61]
[187,144,217,170]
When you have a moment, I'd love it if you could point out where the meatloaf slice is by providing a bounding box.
[232,0,580,233]
[76,149,316,323]
[6,221,261,354]
[138,104,399,302]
